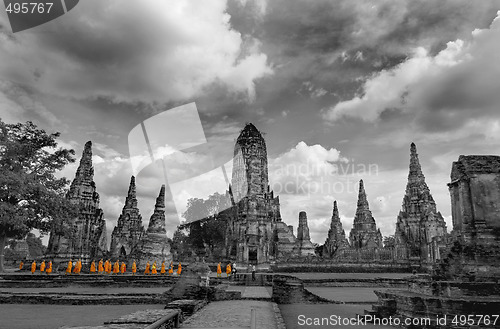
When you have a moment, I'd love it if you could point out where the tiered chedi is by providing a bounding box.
[46,141,107,262]
[137,185,172,264]
[394,143,447,262]
[323,201,350,257]
[349,180,383,249]
[110,176,145,257]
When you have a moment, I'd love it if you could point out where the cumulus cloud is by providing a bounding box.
[324,11,500,134]
[0,0,272,104]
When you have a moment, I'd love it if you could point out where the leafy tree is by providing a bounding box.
[0,119,76,272]
[26,232,46,258]
[383,235,396,249]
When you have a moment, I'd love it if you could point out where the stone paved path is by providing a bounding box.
[181,300,278,329]
[241,286,272,299]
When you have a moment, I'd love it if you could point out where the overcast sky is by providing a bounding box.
[2,0,500,245]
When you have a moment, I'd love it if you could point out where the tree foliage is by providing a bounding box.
[0,119,77,271]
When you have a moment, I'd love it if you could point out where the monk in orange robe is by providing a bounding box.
[177,262,182,276]
[132,261,137,275]
[160,261,166,275]
[31,261,36,274]
[168,262,173,275]
[40,261,46,273]
[151,262,157,275]
[113,261,120,274]
[19,261,24,270]
[90,261,96,274]
[98,259,104,274]
[217,262,222,277]
[105,260,111,274]
[46,261,52,275]
[66,260,72,275]
[144,261,150,275]
[76,259,82,274]
[226,263,231,277]
[120,262,126,274]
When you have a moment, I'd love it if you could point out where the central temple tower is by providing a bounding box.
[229,123,311,264]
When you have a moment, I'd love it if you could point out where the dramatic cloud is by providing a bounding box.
[0,0,272,104]
[324,11,500,136]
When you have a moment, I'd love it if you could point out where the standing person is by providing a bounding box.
[144,261,150,275]
[132,261,137,275]
[232,263,238,281]
[216,262,222,278]
[177,262,182,276]
[98,259,104,274]
[160,261,166,275]
[66,259,72,275]
[31,260,36,274]
[251,265,256,281]
[19,260,24,270]
[226,263,231,278]
[46,261,52,275]
[40,260,46,273]
[106,260,112,274]
[168,262,173,276]
[113,260,120,274]
[90,260,96,274]
[76,259,82,275]
[151,262,157,275]
[120,262,126,274]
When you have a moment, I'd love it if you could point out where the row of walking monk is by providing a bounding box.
[19,259,183,275]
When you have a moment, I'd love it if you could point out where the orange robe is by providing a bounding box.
[66,261,72,274]
[113,261,120,274]
[46,262,52,275]
[98,260,104,273]
[90,261,96,273]
[152,263,157,275]
[19,261,24,270]
[144,262,150,275]
[217,263,221,277]
[105,260,111,274]
[76,260,82,274]
[121,262,126,274]
[168,263,173,275]
[226,264,231,276]
[160,262,166,275]
[31,261,36,274]
[132,261,137,275]
[40,261,46,273]
[177,263,182,276]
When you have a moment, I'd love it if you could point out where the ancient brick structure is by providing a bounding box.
[444,155,500,279]
[349,180,383,249]
[295,211,316,257]
[394,143,447,263]
[228,123,302,264]
[323,201,350,258]
[138,185,172,264]
[46,141,107,263]
[368,155,500,327]
[110,176,145,258]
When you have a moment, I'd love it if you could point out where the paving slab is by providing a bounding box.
[181,300,277,329]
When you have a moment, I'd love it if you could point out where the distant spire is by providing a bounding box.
[356,179,369,211]
[74,141,94,181]
[331,201,341,229]
[125,176,138,208]
[408,142,426,182]
[332,200,338,216]
[147,185,166,234]
[155,185,165,209]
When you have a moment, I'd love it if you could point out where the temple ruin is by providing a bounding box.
[46,141,107,263]
[394,143,447,263]
[323,201,349,258]
[349,180,383,249]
